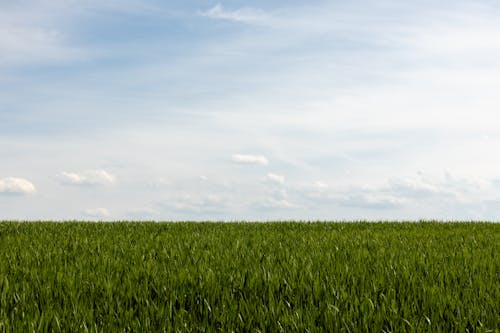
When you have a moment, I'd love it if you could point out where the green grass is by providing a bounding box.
[0,222,498,332]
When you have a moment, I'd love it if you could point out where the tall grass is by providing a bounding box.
[0,222,498,331]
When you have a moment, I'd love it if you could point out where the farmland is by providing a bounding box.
[0,222,498,332]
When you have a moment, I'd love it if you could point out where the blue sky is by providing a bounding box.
[2,0,500,220]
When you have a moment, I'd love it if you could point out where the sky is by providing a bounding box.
[1,0,500,221]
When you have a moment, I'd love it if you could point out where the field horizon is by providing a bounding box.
[1,221,498,331]
[2,220,500,223]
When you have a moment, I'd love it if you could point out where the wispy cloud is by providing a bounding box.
[0,5,85,68]
[0,0,165,69]
[231,154,268,166]
[0,177,36,195]
[201,4,269,23]
[59,170,116,186]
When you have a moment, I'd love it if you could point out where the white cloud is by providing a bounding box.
[201,4,268,23]
[267,173,285,185]
[0,177,36,195]
[60,170,116,186]
[231,154,268,166]
[84,207,111,218]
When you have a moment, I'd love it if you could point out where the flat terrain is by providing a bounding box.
[0,222,498,332]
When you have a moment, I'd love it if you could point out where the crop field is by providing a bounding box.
[0,222,498,332]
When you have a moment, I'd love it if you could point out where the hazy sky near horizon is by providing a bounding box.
[2,0,500,221]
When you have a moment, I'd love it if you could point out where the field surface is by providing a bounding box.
[0,222,499,332]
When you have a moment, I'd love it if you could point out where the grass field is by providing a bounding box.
[0,222,498,332]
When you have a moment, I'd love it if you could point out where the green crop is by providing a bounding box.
[0,222,498,332]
